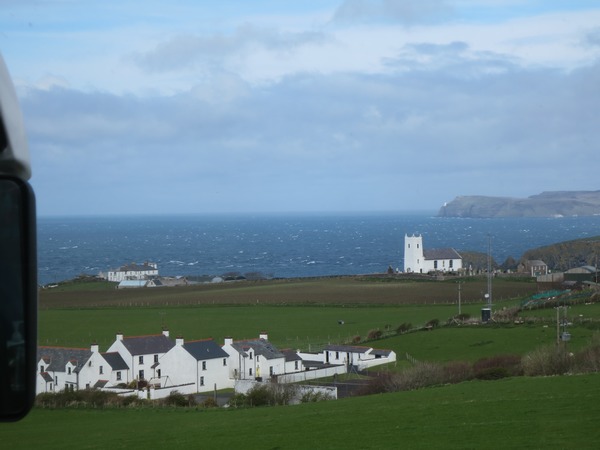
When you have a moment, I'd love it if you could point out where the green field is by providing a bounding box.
[4,374,600,449]
[21,276,600,448]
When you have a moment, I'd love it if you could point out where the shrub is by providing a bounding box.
[473,354,522,379]
[201,397,219,408]
[425,318,440,329]
[351,335,361,344]
[396,322,412,334]
[367,329,383,340]
[443,361,474,384]
[162,391,189,407]
[522,345,572,376]
[300,390,333,403]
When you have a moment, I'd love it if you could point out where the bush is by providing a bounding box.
[473,354,522,379]
[300,390,333,403]
[367,329,383,340]
[162,391,189,407]
[201,397,219,408]
[522,345,572,376]
[425,318,440,329]
[443,361,474,384]
[396,322,412,334]
[351,335,361,344]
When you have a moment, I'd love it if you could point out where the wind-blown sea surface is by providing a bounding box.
[37,213,600,285]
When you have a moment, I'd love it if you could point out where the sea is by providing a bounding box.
[37,212,600,286]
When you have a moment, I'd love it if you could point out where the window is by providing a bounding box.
[294,361,299,370]
[157,369,161,378]
[40,365,43,373]
[249,351,253,360]
[249,368,253,376]
[269,366,274,376]
[139,370,144,380]
[139,356,144,364]
[50,383,53,391]
[434,260,438,269]
[68,367,72,375]
[200,376,204,386]
[449,260,453,268]
[99,365,103,375]
[335,351,339,360]
[154,354,158,363]
[116,371,121,381]
[256,355,259,362]
[223,358,227,366]
[202,361,206,371]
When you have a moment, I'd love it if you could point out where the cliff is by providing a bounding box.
[438,191,600,218]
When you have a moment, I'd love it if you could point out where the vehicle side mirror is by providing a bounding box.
[0,53,37,421]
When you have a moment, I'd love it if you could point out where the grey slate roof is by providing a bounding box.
[37,347,92,373]
[324,345,370,354]
[423,248,462,261]
[41,372,54,382]
[102,352,129,371]
[183,340,230,361]
[121,335,175,356]
[281,349,302,362]
[370,349,393,357]
[231,338,284,360]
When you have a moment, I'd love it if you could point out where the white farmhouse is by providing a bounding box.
[36,344,111,393]
[106,330,175,386]
[403,234,462,274]
[322,344,396,371]
[107,262,158,282]
[222,333,287,381]
[159,338,231,393]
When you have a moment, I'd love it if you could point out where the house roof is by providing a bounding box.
[183,340,229,361]
[281,349,302,362]
[94,380,109,388]
[423,248,462,261]
[41,372,54,382]
[121,335,175,356]
[231,338,284,360]
[324,345,371,354]
[102,352,129,371]
[37,347,92,373]
[369,349,394,357]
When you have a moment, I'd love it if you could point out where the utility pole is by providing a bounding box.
[487,234,493,308]
[458,281,462,316]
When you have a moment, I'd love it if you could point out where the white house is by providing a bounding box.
[101,351,130,385]
[106,330,175,386]
[36,344,112,393]
[222,333,287,381]
[403,234,462,274]
[107,262,158,282]
[159,338,231,393]
[321,344,396,371]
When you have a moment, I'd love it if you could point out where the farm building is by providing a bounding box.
[107,262,158,282]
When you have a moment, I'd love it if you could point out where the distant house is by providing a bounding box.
[519,260,548,277]
[222,332,287,381]
[107,262,158,282]
[403,234,462,273]
[36,344,111,393]
[106,330,175,386]
[160,338,231,392]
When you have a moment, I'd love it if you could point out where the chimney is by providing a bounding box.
[116,333,123,341]
[259,331,268,341]
[224,336,233,346]
[91,343,99,353]
[162,329,170,337]
[176,336,184,346]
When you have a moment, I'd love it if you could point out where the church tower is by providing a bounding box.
[404,234,424,273]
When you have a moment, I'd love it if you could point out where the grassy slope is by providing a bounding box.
[4,374,600,449]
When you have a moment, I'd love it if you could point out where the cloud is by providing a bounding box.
[131,24,331,73]
[21,50,600,215]
[332,0,453,25]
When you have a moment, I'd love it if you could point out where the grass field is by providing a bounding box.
[4,374,600,449]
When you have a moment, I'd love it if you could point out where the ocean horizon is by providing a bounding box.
[37,212,600,286]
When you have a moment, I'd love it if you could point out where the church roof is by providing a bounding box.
[423,248,462,260]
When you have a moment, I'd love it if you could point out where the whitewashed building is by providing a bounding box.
[159,338,232,393]
[106,330,175,386]
[107,262,158,282]
[403,234,462,274]
[222,333,287,381]
[318,344,396,371]
[36,344,113,393]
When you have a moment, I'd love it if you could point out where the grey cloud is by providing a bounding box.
[333,0,453,25]
[131,25,330,73]
[21,56,600,215]
[583,27,600,47]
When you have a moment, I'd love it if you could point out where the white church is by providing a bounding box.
[403,234,463,274]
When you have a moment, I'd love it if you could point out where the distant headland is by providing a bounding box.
[438,191,600,218]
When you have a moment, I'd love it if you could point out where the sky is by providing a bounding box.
[2,0,600,216]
